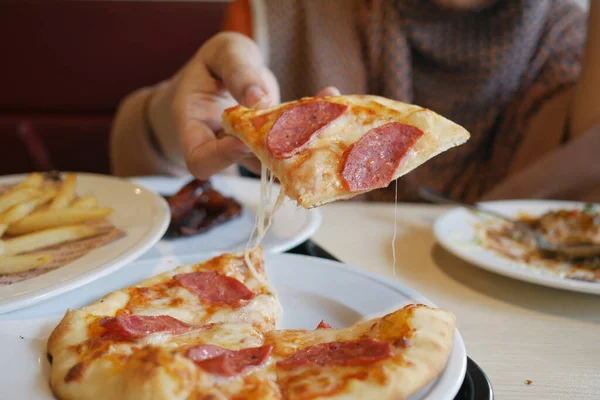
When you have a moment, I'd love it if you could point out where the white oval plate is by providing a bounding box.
[0,172,170,314]
[434,200,600,295]
[0,252,466,400]
[131,175,322,259]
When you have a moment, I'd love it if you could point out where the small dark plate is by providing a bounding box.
[288,240,495,400]
[454,358,494,400]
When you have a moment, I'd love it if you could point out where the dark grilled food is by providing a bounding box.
[166,179,242,237]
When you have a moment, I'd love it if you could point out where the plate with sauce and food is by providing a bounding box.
[434,200,600,295]
[131,174,322,259]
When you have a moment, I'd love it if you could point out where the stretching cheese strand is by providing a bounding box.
[244,164,285,285]
[392,179,398,276]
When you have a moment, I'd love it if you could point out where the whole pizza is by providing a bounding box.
[47,248,456,400]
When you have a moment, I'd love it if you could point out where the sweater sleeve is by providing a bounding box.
[109,87,190,178]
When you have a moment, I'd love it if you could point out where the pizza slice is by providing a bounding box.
[265,304,456,400]
[111,246,280,333]
[222,95,470,208]
[48,248,282,400]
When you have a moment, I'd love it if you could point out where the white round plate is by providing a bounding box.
[0,172,170,314]
[0,252,466,400]
[131,175,321,258]
[434,200,600,295]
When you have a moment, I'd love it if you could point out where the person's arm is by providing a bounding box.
[570,0,600,138]
[483,2,600,202]
[110,86,189,177]
[482,123,600,202]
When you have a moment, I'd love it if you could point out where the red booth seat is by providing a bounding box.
[0,0,228,174]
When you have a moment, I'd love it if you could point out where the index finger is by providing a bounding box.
[200,32,273,108]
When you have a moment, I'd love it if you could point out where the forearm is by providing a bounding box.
[109,86,187,177]
[569,0,600,137]
[482,123,600,201]
[147,79,187,169]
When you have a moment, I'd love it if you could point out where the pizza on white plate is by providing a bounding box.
[47,248,456,400]
[222,95,470,208]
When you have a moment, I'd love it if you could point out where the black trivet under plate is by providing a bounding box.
[287,240,494,400]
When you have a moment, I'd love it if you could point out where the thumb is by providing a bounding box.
[183,125,252,180]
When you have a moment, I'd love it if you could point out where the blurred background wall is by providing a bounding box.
[0,0,229,175]
[0,0,590,175]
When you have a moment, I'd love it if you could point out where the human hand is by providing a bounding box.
[148,32,341,178]
[148,32,278,177]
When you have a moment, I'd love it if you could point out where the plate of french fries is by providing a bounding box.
[0,172,170,313]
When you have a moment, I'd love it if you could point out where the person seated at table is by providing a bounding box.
[110,0,600,203]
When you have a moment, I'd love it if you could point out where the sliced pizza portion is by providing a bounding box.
[47,248,282,400]
[49,318,280,400]
[116,247,279,332]
[222,95,470,208]
[265,304,456,400]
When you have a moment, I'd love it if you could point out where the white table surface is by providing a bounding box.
[310,203,600,400]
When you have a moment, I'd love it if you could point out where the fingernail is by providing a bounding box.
[245,86,270,108]
[328,87,341,96]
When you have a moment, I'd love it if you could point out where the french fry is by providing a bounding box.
[0,240,4,255]
[0,188,57,225]
[6,207,113,236]
[0,224,6,238]
[3,224,99,256]
[15,172,44,189]
[49,173,77,209]
[0,253,53,274]
[0,187,43,214]
[71,195,97,208]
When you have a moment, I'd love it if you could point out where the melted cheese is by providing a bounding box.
[122,252,279,334]
[137,322,264,349]
[244,163,285,287]
[392,179,398,276]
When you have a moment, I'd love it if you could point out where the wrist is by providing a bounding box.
[146,81,182,164]
[142,87,161,152]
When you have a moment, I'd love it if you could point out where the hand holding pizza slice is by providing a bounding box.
[222,95,470,208]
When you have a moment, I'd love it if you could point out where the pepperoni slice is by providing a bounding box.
[99,315,196,339]
[186,344,272,377]
[174,272,255,308]
[277,339,392,368]
[316,320,334,329]
[341,122,423,192]
[267,101,348,159]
